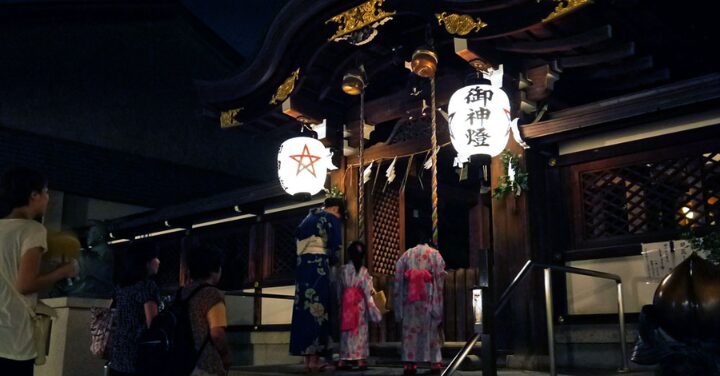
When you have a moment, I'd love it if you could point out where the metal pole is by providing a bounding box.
[617,282,630,372]
[481,250,497,376]
[440,332,481,376]
[544,268,556,376]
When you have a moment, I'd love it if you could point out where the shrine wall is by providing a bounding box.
[566,256,657,315]
[558,109,720,155]
[551,113,720,317]
[44,190,148,231]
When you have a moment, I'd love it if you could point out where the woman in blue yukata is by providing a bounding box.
[289,197,346,372]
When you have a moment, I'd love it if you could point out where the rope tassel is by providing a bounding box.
[431,76,439,247]
[358,91,366,242]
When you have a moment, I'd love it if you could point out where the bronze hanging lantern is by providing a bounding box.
[342,67,367,96]
[411,48,438,78]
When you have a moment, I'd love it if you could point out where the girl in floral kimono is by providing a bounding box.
[289,197,345,372]
[338,241,382,370]
[393,238,447,375]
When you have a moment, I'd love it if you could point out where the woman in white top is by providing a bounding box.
[0,168,78,375]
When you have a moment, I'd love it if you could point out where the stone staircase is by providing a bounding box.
[225,323,657,374]
[370,341,488,369]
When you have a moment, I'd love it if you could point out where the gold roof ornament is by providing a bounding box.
[326,0,396,46]
[270,68,300,105]
[543,0,592,22]
[220,107,243,128]
[436,12,488,36]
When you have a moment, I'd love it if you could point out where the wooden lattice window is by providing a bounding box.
[271,217,298,276]
[576,149,720,245]
[186,225,252,290]
[154,236,183,291]
[369,187,403,275]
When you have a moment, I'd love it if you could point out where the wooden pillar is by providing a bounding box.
[491,139,546,357]
[468,190,492,268]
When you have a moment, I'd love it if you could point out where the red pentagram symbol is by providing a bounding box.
[289,144,321,177]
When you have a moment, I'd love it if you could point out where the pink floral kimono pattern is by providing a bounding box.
[393,244,447,363]
[339,264,382,360]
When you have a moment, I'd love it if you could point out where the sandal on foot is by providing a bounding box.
[403,363,417,375]
[430,362,443,374]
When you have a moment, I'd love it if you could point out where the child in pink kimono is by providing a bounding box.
[393,238,447,375]
[338,241,382,370]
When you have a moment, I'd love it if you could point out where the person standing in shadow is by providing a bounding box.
[0,168,78,376]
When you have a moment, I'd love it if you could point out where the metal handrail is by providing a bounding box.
[224,291,295,300]
[441,333,481,376]
[443,260,630,376]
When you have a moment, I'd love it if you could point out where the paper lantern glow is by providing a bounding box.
[277,137,337,195]
[447,66,521,164]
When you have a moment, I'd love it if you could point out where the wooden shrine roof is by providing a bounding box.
[195,0,719,143]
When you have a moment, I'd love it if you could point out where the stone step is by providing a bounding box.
[370,341,483,358]
[370,341,509,371]
[506,323,652,372]
[229,364,656,376]
[227,330,295,366]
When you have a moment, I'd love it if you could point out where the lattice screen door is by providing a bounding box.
[368,186,405,275]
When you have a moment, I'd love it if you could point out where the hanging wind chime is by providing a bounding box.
[342,66,368,242]
[410,47,440,247]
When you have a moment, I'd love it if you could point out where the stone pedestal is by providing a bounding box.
[228,331,296,366]
[34,297,111,376]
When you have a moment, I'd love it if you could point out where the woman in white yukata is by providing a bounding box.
[338,241,382,370]
[394,235,447,375]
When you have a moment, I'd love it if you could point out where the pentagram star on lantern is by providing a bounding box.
[289,144,321,177]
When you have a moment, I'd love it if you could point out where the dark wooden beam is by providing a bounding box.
[572,56,654,81]
[108,182,290,233]
[497,25,612,53]
[595,68,670,91]
[560,42,635,68]
[524,64,561,102]
[281,95,343,124]
[346,74,464,126]
[347,130,450,165]
[256,119,280,131]
[521,74,720,140]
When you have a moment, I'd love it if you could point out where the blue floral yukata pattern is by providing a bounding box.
[289,208,341,356]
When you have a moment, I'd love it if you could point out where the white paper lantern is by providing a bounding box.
[277,137,337,195]
[448,81,512,163]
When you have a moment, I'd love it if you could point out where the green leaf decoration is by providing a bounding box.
[492,150,529,200]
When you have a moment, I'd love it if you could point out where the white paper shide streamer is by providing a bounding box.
[386,156,397,183]
[363,160,374,184]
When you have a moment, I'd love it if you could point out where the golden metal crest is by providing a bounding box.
[543,0,591,22]
[270,68,300,105]
[220,107,243,128]
[326,0,396,41]
[436,12,488,36]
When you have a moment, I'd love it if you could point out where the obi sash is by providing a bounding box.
[404,269,432,303]
[341,287,364,332]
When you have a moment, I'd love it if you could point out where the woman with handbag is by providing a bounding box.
[108,244,160,376]
[0,168,79,375]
